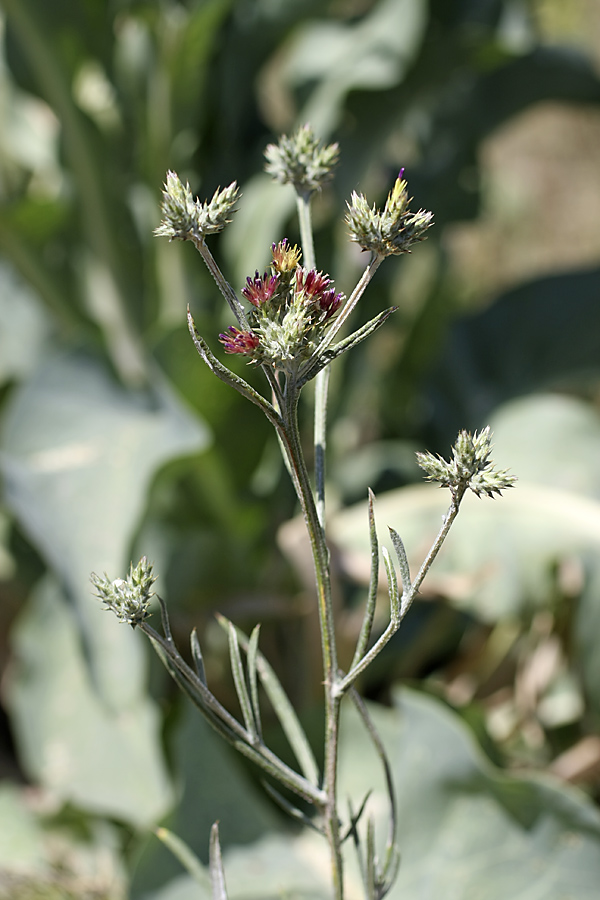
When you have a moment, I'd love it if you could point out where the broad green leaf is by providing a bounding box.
[142,688,600,900]
[431,267,600,430]
[279,0,427,134]
[0,261,52,387]
[0,783,46,875]
[0,348,209,708]
[0,781,127,896]
[5,577,173,828]
[338,688,600,900]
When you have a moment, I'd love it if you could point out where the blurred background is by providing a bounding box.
[2,0,600,897]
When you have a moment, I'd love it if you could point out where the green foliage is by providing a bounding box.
[1,0,600,896]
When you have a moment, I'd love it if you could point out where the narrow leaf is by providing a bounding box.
[352,489,380,669]
[247,625,263,742]
[158,595,174,643]
[366,817,377,900]
[217,615,319,786]
[209,822,229,900]
[300,307,397,385]
[155,826,210,888]
[388,526,411,594]
[227,620,257,740]
[382,547,399,623]
[190,627,207,685]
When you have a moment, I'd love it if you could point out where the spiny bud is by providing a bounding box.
[155,170,240,241]
[264,124,339,194]
[416,427,516,499]
[346,170,433,258]
[91,557,156,627]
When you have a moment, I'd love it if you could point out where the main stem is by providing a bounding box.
[280,381,343,899]
[295,190,342,893]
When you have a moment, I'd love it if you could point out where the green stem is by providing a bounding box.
[279,380,344,899]
[296,189,329,529]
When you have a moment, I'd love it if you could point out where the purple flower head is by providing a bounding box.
[398,167,405,181]
[242,271,280,307]
[295,267,332,299]
[318,288,343,321]
[295,267,343,321]
[219,326,260,355]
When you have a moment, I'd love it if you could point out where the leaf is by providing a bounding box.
[220,620,320,789]
[5,577,173,828]
[0,781,127,896]
[0,261,52,388]
[226,620,256,739]
[279,0,427,134]
[338,688,600,900]
[430,267,600,435]
[209,823,228,900]
[155,828,210,890]
[0,783,46,875]
[0,348,209,708]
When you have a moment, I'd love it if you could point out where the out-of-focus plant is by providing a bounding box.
[93,126,513,899]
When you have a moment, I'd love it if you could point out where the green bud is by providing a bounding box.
[155,170,240,241]
[264,124,339,194]
[91,556,156,626]
[416,427,516,499]
[345,172,433,258]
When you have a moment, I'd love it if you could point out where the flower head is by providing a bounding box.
[155,171,240,241]
[417,427,516,500]
[272,239,301,274]
[295,267,343,321]
[346,171,433,258]
[265,124,339,195]
[91,557,156,627]
[242,271,280,307]
[219,326,260,356]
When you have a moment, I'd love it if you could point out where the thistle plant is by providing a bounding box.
[92,125,514,900]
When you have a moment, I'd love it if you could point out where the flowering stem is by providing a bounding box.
[294,188,343,893]
[278,378,343,898]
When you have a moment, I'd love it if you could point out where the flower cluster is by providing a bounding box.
[155,171,240,241]
[91,557,156,626]
[265,124,339,194]
[417,427,516,499]
[219,239,344,372]
[346,170,433,258]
